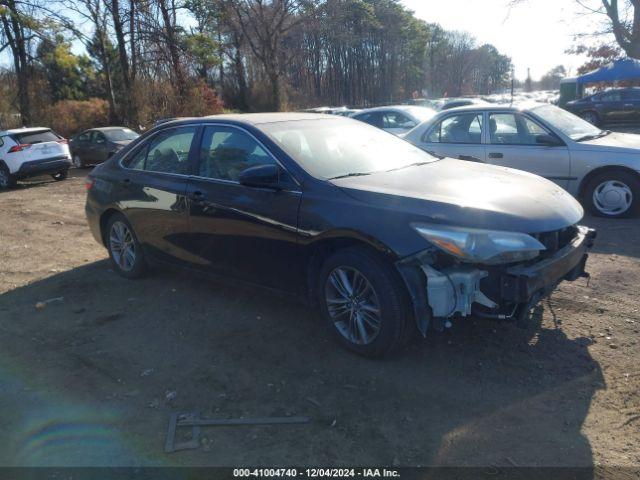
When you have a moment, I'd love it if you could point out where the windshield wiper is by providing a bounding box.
[575,130,611,142]
[328,172,372,180]
[385,161,432,172]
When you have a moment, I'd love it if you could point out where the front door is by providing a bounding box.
[185,125,303,293]
[417,111,486,162]
[486,112,572,189]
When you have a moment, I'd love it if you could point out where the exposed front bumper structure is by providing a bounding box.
[398,225,596,335]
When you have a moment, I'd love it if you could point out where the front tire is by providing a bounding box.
[0,165,16,189]
[583,170,640,218]
[581,111,600,126]
[106,213,148,278]
[318,247,414,357]
[51,170,68,181]
[73,155,83,168]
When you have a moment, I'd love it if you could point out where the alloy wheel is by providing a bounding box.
[73,155,82,168]
[0,169,8,188]
[109,221,136,272]
[582,112,598,125]
[325,266,382,345]
[592,180,633,216]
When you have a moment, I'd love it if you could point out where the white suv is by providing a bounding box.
[0,127,72,189]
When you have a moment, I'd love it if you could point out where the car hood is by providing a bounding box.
[574,132,640,153]
[330,158,583,233]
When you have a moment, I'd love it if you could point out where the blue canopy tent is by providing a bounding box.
[559,58,640,105]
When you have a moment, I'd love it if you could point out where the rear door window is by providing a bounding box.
[382,112,416,129]
[123,126,196,174]
[426,113,483,144]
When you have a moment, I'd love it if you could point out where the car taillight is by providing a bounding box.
[8,144,31,153]
[85,177,95,191]
[57,138,68,145]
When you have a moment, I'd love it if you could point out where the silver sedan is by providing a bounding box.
[403,103,640,218]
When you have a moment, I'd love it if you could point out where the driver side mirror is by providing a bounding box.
[238,164,281,189]
[536,134,563,147]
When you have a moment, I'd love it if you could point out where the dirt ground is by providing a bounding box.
[1,167,639,470]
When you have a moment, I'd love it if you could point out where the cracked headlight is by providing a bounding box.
[412,223,546,265]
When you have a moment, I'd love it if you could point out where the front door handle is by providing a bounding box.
[488,152,504,159]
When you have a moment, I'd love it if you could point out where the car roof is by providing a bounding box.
[354,105,432,114]
[434,101,548,114]
[157,112,338,127]
[88,126,132,132]
[0,127,52,135]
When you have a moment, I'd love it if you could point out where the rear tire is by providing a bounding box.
[0,165,16,189]
[317,247,414,357]
[581,111,600,126]
[583,170,640,218]
[51,170,68,181]
[106,213,148,278]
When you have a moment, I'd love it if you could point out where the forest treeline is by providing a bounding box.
[1,0,514,132]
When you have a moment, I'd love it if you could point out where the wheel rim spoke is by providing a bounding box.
[110,221,136,272]
[325,266,382,346]
[593,180,633,214]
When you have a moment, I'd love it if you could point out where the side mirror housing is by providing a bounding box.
[238,164,280,189]
[536,134,563,147]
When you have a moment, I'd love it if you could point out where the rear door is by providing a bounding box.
[117,125,198,265]
[622,89,640,123]
[11,129,69,162]
[90,131,110,164]
[486,111,571,188]
[184,124,303,292]
[71,131,91,161]
[594,91,625,123]
[417,111,486,162]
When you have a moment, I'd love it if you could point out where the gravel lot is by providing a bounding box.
[1,166,639,469]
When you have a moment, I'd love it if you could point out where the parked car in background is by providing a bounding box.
[440,98,489,111]
[86,113,593,357]
[351,105,436,135]
[70,127,139,167]
[404,103,640,218]
[564,88,640,126]
[0,127,71,189]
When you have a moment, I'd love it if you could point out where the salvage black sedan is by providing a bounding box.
[85,113,595,357]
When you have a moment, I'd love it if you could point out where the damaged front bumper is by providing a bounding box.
[397,225,597,335]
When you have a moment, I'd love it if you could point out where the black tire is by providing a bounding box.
[317,247,414,357]
[0,164,16,189]
[51,170,68,181]
[106,213,148,278]
[581,110,600,127]
[583,170,640,218]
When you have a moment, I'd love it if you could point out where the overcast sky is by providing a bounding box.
[401,0,606,80]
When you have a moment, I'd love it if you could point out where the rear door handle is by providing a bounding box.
[189,190,205,201]
[458,154,483,162]
[488,152,504,159]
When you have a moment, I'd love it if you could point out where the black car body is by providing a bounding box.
[70,127,139,167]
[85,113,594,356]
[564,88,640,126]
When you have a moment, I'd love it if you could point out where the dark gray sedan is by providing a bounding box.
[70,127,139,167]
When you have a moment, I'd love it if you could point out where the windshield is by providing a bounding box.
[104,128,139,141]
[531,104,602,141]
[261,118,438,179]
